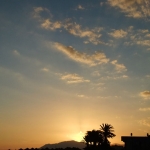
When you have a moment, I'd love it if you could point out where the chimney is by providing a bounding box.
[131,133,132,136]
[147,133,149,137]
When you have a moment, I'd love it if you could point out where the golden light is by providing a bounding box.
[72,131,84,142]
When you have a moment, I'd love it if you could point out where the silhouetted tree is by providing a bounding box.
[84,130,103,150]
[99,123,116,147]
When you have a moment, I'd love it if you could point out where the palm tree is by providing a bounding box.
[99,123,116,146]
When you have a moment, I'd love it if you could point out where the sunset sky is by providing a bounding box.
[1,0,150,149]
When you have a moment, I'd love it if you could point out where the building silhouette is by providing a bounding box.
[121,133,150,150]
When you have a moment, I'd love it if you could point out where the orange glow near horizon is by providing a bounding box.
[70,131,85,142]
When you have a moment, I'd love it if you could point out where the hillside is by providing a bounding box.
[40,141,85,149]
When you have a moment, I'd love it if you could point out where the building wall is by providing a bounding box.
[121,136,150,150]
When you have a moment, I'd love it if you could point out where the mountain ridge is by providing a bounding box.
[40,140,85,149]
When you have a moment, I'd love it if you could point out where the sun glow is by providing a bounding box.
[72,131,84,142]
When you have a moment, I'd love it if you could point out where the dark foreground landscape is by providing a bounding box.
[17,140,123,150]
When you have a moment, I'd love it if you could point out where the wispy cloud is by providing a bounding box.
[77,5,85,10]
[90,82,106,91]
[32,7,51,20]
[13,50,20,56]
[0,66,24,82]
[146,75,150,78]
[100,2,104,6]
[145,33,150,37]
[109,29,128,38]
[122,75,128,78]
[53,42,109,66]
[77,94,88,98]
[139,107,150,111]
[107,0,150,19]
[147,48,150,51]
[139,118,150,127]
[32,7,44,19]
[140,91,150,100]
[111,60,127,72]
[136,40,150,46]
[33,7,106,45]
[12,50,41,66]
[124,27,150,49]
[41,67,49,72]
[41,19,62,31]
[100,74,128,80]
[33,7,60,31]
[61,73,90,84]
[91,71,101,76]
[64,22,104,45]
[33,7,150,50]
[138,29,149,33]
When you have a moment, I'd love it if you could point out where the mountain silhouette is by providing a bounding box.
[40,140,85,149]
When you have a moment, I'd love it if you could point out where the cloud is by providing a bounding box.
[33,7,51,20]
[12,50,41,66]
[122,75,128,78]
[139,118,150,127]
[13,50,20,56]
[33,7,60,31]
[107,0,150,19]
[146,75,150,78]
[100,2,104,6]
[90,82,106,91]
[77,5,85,10]
[139,107,150,111]
[100,74,128,80]
[33,7,44,13]
[53,42,109,66]
[61,73,90,84]
[109,29,128,38]
[136,40,150,46]
[41,19,62,31]
[41,67,49,72]
[124,28,150,48]
[64,22,104,45]
[33,7,106,45]
[140,91,150,99]
[92,71,101,76]
[77,94,88,98]
[111,60,127,72]
[138,29,149,33]
[145,33,150,37]
[0,66,27,86]
[33,7,44,18]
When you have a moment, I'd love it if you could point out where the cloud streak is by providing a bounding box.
[139,118,150,127]
[53,42,109,66]
[64,22,104,45]
[41,67,49,72]
[109,29,128,38]
[33,7,106,45]
[41,19,62,31]
[111,60,127,72]
[140,91,150,99]
[61,73,90,84]
[107,0,150,19]
[77,5,85,10]
[139,107,150,111]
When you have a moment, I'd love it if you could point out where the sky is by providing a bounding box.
[0,0,150,149]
